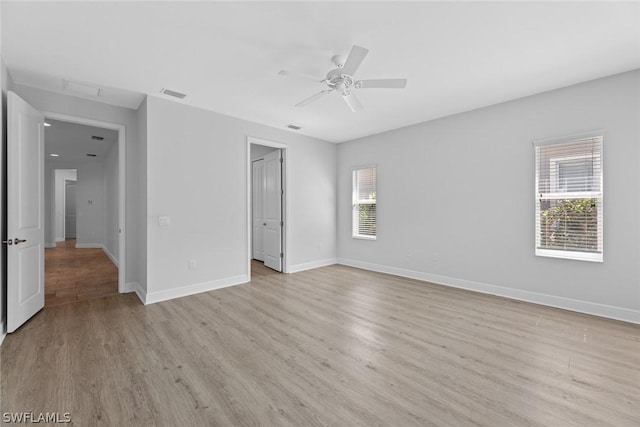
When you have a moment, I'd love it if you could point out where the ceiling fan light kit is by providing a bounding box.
[282,45,407,112]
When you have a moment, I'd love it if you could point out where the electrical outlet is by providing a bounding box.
[188,259,196,270]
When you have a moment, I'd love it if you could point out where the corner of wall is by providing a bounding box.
[136,96,148,294]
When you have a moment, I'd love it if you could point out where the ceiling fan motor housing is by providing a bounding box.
[326,69,354,92]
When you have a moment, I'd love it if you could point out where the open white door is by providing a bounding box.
[252,160,265,261]
[263,149,282,272]
[6,91,45,333]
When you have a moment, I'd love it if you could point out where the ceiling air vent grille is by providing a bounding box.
[287,124,302,130]
[161,88,187,99]
[86,153,97,157]
[91,136,104,141]
[63,80,102,97]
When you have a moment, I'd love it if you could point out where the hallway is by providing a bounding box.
[45,239,118,306]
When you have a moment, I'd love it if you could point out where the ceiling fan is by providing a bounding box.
[279,45,407,112]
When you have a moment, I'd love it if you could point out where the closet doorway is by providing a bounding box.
[248,137,288,276]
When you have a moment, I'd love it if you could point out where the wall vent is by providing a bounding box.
[91,136,104,141]
[86,153,97,157]
[161,88,187,99]
[287,124,301,130]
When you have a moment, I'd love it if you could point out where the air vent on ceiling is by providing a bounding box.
[63,79,102,97]
[161,88,187,99]
[86,153,97,157]
[287,124,302,130]
[91,136,104,141]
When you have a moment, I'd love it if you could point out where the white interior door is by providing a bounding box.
[65,180,77,239]
[263,149,283,272]
[7,91,45,333]
[252,160,265,261]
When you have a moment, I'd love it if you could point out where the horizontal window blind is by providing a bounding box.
[534,135,603,262]
[353,167,377,239]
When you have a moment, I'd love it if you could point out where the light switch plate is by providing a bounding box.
[158,216,170,226]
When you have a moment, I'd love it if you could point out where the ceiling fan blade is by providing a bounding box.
[342,92,363,112]
[295,90,331,107]
[357,78,407,89]
[340,45,369,76]
[279,69,325,83]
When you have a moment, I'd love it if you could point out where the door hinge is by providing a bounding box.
[279,157,283,163]
[280,221,284,226]
[280,252,284,258]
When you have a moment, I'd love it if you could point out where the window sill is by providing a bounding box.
[536,248,602,263]
[352,235,376,241]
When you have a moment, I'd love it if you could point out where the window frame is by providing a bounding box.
[352,166,377,240]
[534,131,604,262]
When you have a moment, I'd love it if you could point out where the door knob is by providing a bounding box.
[2,240,12,245]
[13,238,27,244]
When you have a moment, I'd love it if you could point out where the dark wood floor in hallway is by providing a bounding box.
[2,261,639,426]
[45,239,118,306]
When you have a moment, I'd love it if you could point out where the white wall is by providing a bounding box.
[338,70,640,323]
[103,141,119,262]
[75,162,104,246]
[137,97,147,295]
[13,84,139,287]
[143,95,337,302]
[47,162,108,248]
[53,169,77,242]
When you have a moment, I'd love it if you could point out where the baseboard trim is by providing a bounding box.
[337,258,640,324]
[45,243,56,248]
[75,243,104,249]
[55,238,65,243]
[102,246,119,267]
[288,258,338,273]
[121,282,136,293]
[144,274,249,305]
[0,320,6,347]
[130,283,147,304]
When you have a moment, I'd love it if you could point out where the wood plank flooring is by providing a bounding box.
[2,261,639,426]
[45,239,118,306]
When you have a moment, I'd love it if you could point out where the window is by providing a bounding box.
[352,166,377,239]
[534,134,603,262]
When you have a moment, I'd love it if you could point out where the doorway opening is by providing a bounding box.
[64,178,77,239]
[43,116,124,306]
[247,137,288,279]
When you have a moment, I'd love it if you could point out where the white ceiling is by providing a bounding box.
[45,118,117,163]
[3,1,639,143]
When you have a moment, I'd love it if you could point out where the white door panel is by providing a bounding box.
[7,91,45,333]
[263,150,282,272]
[252,160,264,261]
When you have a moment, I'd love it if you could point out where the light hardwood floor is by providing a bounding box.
[2,261,638,426]
[45,239,118,306]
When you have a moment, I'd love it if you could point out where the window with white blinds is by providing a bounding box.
[534,134,603,262]
[352,166,377,239]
